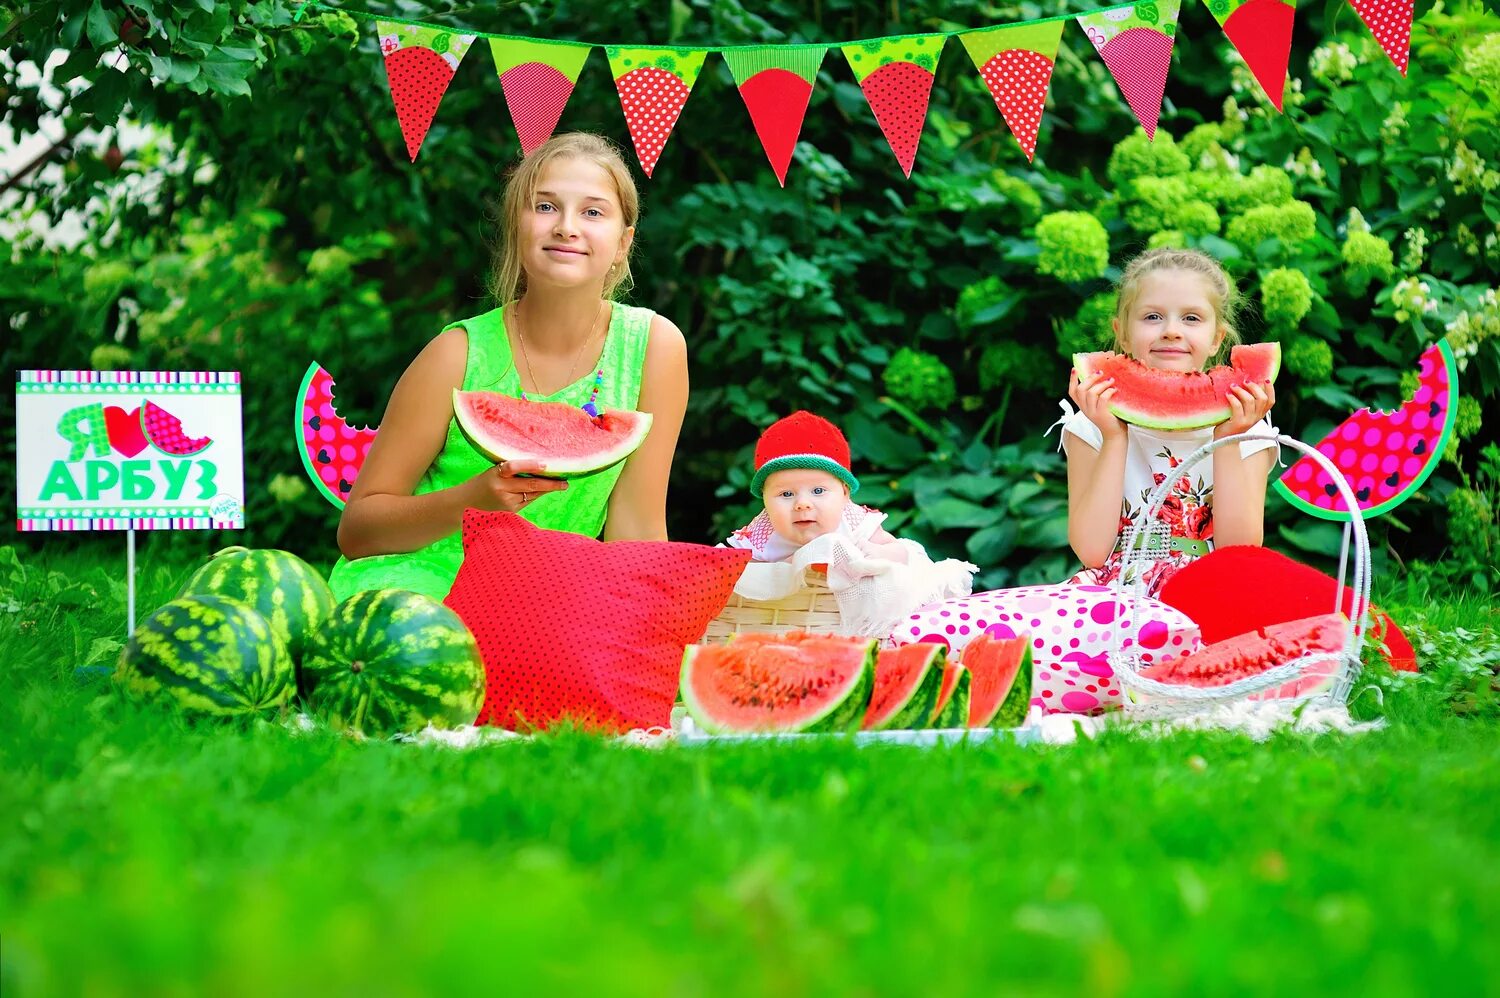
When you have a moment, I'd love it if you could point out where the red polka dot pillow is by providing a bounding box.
[444,511,750,733]
[893,583,1200,715]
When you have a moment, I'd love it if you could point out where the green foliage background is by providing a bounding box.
[3,0,1497,592]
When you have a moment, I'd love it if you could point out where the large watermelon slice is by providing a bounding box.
[861,642,947,730]
[298,361,378,510]
[959,634,1034,727]
[452,390,652,475]
[1274,340,1457,520]
[141,400,212,456]
[116,594,295,716]
[929,663,971,728]
[1073,342,1282,431]
[177,547,335,665]
[301,589,486,736]
[1139,612,1348,700]
[680,631,875,735]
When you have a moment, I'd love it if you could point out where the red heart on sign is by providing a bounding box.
[103,405,148,457]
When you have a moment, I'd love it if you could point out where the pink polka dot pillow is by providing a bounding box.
[894,583,1201,715]
[444,511,750,733]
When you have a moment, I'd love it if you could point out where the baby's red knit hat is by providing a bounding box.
[750,410,860,497]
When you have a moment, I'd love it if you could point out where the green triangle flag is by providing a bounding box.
[489,38,593,155]
[722,47,825,185]
[959,22,1064,161]
[375,20,476,161]
[841,34,945,177]
[606,47,710,177]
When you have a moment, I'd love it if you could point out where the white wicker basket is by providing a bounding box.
[701,571,846,643]
[1109,432,1371,718]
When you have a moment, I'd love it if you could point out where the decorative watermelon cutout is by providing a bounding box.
[1073,342,1282,431]
[178,547,335,665]
[376,22,476,161]
[489,38,591,155]
[141,400,212,456]
[958,633,1034,727]
[959,22,1064,162]
[930,663,971,728]
[861,642,947,730]
[842,36,943,177]
[1138,612,1349,701]
[1076,0,1182,139]
[298,361,378,510]
[1347,0,1414,75]
[607,47,708,177]
[117,594,295,716]
[452,390,653,475]
[103,404,148,458]
[1274,340,1457,520]
[680,631,876,734]
[1215,0,1296,110]
[723,48,825,186]
[301,589,486,736]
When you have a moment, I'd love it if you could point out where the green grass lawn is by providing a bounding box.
[3,546,1498,996]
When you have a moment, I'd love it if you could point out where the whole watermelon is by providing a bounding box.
[177,547,334,662]
[117,594,295,715]
[301,589,484,736]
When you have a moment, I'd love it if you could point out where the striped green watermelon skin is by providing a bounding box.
[116,595,295,715]
[301,589,484,736]
[178,547,334,663]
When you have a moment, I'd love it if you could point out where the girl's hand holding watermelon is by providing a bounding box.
[1068,368,1127,443]
[1215,380,1276,439]
[460,458,568,513]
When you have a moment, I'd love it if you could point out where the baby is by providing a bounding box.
[725,410,912,563]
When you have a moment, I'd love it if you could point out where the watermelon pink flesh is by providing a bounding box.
[1274,340,1456,520]
[680,632,875,734]
[960,634,1033,727]
[1073,342,1282,431]
[384,46,458,161]
[929,664,970,728]
[859,61,936,177]
[615,66,691,177]
[141,401,211,456]
[1222,0,1295,110]
[298,361,378,510]
[737,68,815,186]
[501,62,575,156]
[452,390,652,475]
[1140,612,1347,700]
[861,642,947,731]
[977,49,1055,161]
[1098,27,1175,139]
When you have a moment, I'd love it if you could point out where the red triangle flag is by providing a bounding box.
[1347,0,1414,76]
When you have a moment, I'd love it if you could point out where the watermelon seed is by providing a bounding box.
[318,449,330,463]
[1429,400,1440,417]
[1356,487,1371,502]
[309,416,321,431]
[1324,484,1338,497]
[1413,439,1427,455]
[351,660,365,674]
[1385,472,1399,487]
[339,479,352,493]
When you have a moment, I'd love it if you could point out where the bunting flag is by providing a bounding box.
[1205,0,1295,109]
[606,46,709,177]
[722,47,826,186]
[959,22,1065,162]
[375,21,476,161]
[842,35,944,177]
[489,38,592,155]
[1347,0,1414,75]
[1074,0,1182,140]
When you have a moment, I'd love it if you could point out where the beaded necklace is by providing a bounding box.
[514,299,608,420]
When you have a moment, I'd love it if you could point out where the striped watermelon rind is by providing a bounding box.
[177,547,335,664]
[862,642,948,730]
[301,589,485,736]
[116,595,295,716]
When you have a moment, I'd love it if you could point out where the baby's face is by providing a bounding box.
[762,469,847,547]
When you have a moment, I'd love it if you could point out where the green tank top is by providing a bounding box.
[328,301,654,602]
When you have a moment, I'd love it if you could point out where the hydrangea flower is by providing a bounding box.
[1053,292,1117,358]
[1454,396,1483,440]
[956,275,1015,329]
[1226,200,1317,248]
[990,172,1043,223]
[1342,231,1395,290]
[1106,128,1189,187]
[1401,227,1429,272]
[89,344,133,370]
[1285,336,1334,383]
[1308,41,1358,84]
[268,474,309,505]
[1260,268,1314,328]
[1035,211,1110,283]
[883,347,957,411]
[1463,34,1500,94]
[1222,164,1293,215]
[1147,230,1186,250]
[979,341,1053,391]
[1180,123,1227,168]
[1390,277,1436,323]
[1175,200,1221,237]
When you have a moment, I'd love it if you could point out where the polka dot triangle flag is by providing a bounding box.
[958,22,1065,162]
[489,38,592,156]
[1074,0,1182,140]
[606,46,709,177]
[375,21,476,161]
[722,47,826,186]
[1346,0,1414,76]
[841,35,944,178]
[1203,0,1296,110]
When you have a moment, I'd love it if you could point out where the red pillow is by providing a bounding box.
[444,511,751,732]
[1157,545,1416,671]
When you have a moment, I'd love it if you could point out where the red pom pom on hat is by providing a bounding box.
[750,410,860,497]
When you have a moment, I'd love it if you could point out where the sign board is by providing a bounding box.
[16,370,245,532]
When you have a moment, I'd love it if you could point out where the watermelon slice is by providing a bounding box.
[1072,342,1282,431]
[452,391,652,476]
[959,634,1034,727]
[842,36,943,177]
[141,400,212,456]
[861,642,947,730]
[959,23,1064,162]
[297,361,378,510]
[724,47,825,186]
[1347,0,1414,75]
[680,631,876,734]
[1139,612,1348,701]
[1218,0,1296,110]
[608,48,708,177]
[929,664,971,728]
[1274,340,1457,520]
[489,38,591,156]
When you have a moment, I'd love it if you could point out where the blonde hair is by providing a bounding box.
[486,132,640,305]
[1113,248,1241,364]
